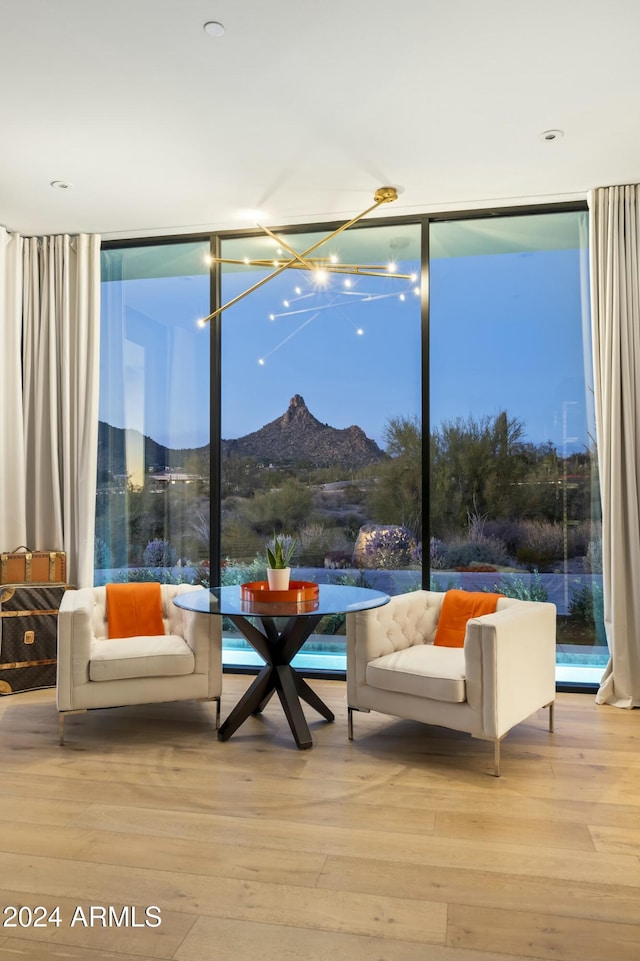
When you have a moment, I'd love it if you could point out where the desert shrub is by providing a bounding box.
[569,581,606,644]
[567,520,592,558]
[94,537,111,570]
[298,523,334,566]
[489,569,548,602]
[340,515,364,543]
[514,521,562,570]
[482,520,524,556]
[318,569,375,634]
[220,555,268,586]
[569,581,604,622]
[243,480,313,535]
[444,537,509,569]
[429,537,448,570]
[142,538,177,567]
[429,575,459,592]
[342,484,368,506]
[221,518,263,562]
[193,560,210,589]
[190,508,210,553]
[583,526,603,573]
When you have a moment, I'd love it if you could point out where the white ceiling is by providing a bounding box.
[1,0,639,240]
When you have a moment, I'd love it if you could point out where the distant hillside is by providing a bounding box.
[221,394,386,469]
[97,422,209,478]
[98,395,385,476]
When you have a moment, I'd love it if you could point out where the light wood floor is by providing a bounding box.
[0,676,639,961]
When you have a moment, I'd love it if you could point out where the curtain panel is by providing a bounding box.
[589,185,640,708]
[0,230,100,588]
[0,228,27,549]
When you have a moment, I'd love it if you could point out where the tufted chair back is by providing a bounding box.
[346,589,556,776]
[56,583,222,744]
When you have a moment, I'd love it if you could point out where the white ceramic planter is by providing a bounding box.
[267,568,291,591]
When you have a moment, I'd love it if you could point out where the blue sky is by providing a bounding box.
[100,229,592,455]
[429,247,593,453]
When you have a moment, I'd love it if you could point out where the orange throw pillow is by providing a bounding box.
[433,589,503,648]
[106,582,165,639]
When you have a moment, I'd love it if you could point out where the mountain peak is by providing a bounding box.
[223,396,386,468]
[281,394,319,429]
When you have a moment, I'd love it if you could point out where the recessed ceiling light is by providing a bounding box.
[539,129,564,142]
[203,21,225,37]
[50,180,72,189]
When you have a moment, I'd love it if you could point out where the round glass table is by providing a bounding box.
[174,584,390,749]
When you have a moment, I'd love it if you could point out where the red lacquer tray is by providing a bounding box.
[240,580,319,604]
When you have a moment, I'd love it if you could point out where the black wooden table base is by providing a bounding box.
[218,612,335,749]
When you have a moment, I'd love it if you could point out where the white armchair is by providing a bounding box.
[56,583,222,744]
[346,590,556,775]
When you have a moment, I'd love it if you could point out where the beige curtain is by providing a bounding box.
[0,228,27,549]
[589,185,640,708]
[22,234,101,587]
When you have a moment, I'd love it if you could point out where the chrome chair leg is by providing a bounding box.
[347,706,370,740]
[547,700,555,733]
[201,695,222,730]
[58,709,86,746]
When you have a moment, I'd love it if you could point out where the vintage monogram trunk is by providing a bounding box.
[0,548,66,585]
[0,584,66,694]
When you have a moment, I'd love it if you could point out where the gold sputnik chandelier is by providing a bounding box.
[199,186,414,325]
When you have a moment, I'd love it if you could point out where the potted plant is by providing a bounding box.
[266,533,297,590]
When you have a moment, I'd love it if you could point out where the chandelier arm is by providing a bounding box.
[199,256,302,324]
[319,264,414,278]
[207,259,412,281]
[257,224,315,272]
[268,264,413,280]
[326,268,414,280]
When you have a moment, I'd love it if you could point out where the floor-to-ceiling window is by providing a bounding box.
[97,204,603,683]
[97,241,210,581]
[429,210,605,683]
[218,222,422,669]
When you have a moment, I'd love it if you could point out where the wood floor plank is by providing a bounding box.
[0,940,172,961]
[349,782,640,829]
[589,824,640,857]
[0,794,92,828]
[434,810,596,853]
[0,819,327,887]
[317,855,640,925]
[447,903,640,961]
[175,915,549,961]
